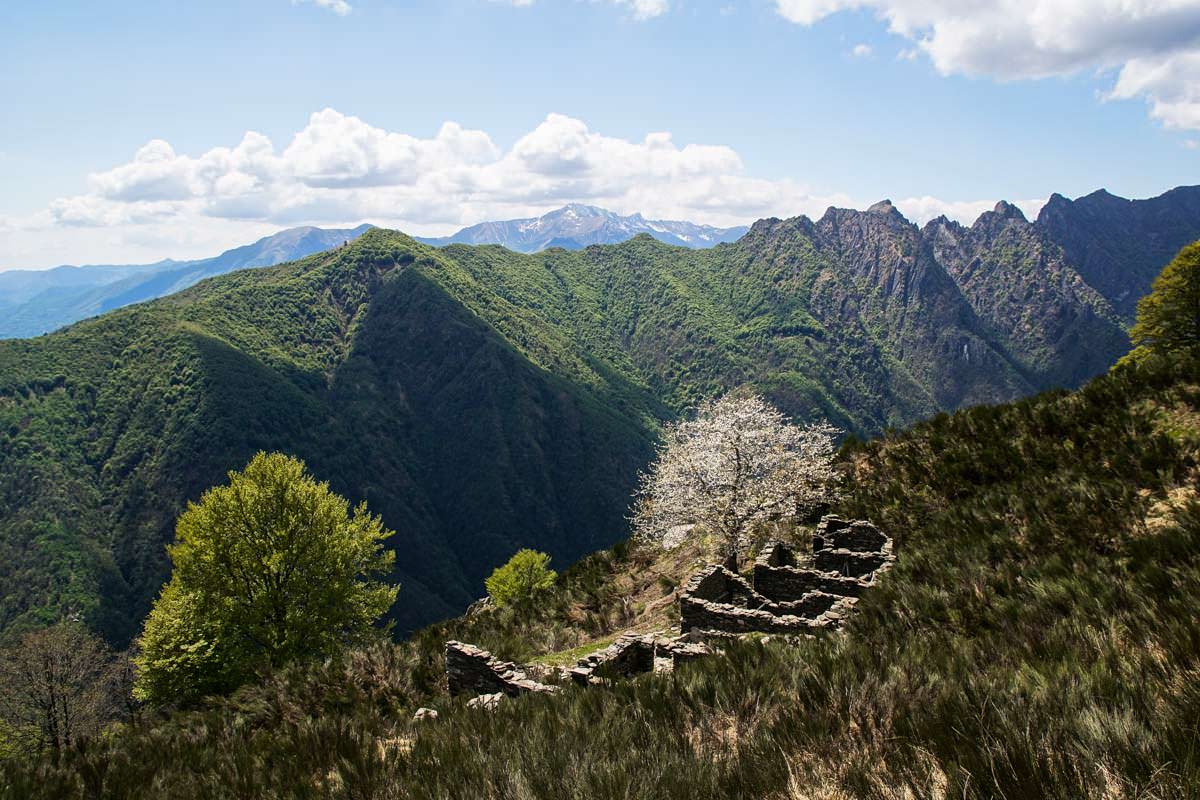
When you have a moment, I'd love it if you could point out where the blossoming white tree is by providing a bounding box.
[631,394,839,567]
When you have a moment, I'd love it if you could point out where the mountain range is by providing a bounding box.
[0,206,746,339]
[0,185,1197,645]
[414,204,750,252]
[0,225,373,339]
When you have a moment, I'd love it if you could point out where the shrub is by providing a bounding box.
[484,549,557,609]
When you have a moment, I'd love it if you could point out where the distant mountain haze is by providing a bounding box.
[5,189,1195,339]
[414,204,751,252]
[0,185,1196,645]
[0,224,374,338]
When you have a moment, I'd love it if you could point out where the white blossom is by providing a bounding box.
[631,394,840,563]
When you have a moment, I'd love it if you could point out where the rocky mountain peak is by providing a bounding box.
[990,200,1027,222]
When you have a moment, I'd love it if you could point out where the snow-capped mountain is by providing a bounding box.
[416,204,749,253]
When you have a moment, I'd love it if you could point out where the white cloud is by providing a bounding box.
[774,0,1200,129]
[1108,51,1200,129]
[892,196,1047,226]
[851,43,872,57]
[617,0,669,19]
[495,0,667,18]
[296,0,353,15]
[4,109,855,266]
[3,109,1068,269]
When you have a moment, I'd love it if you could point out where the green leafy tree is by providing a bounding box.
[1129,240,1200,357]
[484,549,557,609]
[134,452,398,706]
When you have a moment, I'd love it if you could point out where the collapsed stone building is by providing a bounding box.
[445,515,893,702]
[680,515,893,635]
[445,640,559,698]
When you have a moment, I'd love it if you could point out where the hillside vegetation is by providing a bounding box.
[3,346,1197,798]
[0,203,1186,643]
[0,225,373,339]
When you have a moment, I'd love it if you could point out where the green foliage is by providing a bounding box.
[484,549,557,609]
[133,452,397,706]
[1129,239,1200,357]
[0,223,1164,645]
[6,350,1198,798]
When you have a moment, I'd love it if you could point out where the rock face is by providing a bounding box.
[1035,186,1200,320]
[444,641,560,698]
[680,516,894,636]
[927,205,1129,389]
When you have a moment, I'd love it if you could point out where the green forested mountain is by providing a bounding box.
[0,199,1184,642]
[0,225,374,340]
[6,335,1198,799]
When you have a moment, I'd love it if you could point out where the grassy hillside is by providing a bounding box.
[0,223,1148,644]
[4,349,1197,798]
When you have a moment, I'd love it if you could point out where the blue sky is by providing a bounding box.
[1,0,1197,268]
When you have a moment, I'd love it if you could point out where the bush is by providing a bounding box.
[484,549,557,609]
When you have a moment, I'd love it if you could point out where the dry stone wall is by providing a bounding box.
[570,632,714,685]
[679,516,893,636]
[445,641,560,698]
[443,516,893,705]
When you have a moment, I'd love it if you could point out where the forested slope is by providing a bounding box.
[0,211,1178,642]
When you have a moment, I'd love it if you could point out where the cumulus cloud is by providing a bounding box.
[1108,51,1200,129]
[4,109,1064,268]
[893,195,1047,226]
[851,43,872,57]
[774,0,1200,129]
[2,109,857,265]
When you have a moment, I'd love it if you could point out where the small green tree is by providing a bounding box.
[134,452,398,706]
[1129,240,1200,357]
[485,549,557,609]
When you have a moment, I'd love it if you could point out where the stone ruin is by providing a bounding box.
[568,632,713,686]
[679,515,893,636]
[445,641,559,698]
[444,516,892,706]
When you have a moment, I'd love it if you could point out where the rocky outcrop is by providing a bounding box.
[445,641,560,698]
[927,205,1128,389]
[1035,186,1200,320]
